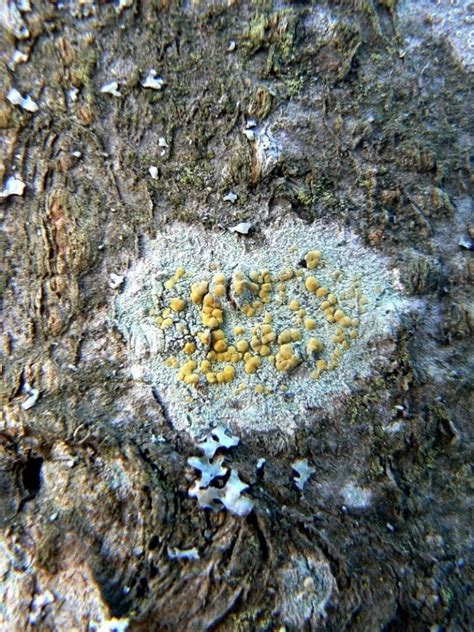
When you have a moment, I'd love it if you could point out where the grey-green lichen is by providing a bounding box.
[115,217,408,437]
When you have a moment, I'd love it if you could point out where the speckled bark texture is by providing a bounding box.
[1,1,472,630]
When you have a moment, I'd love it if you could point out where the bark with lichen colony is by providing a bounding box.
[1,1,472,630]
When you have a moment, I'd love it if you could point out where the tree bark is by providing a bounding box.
[1,1,472,630]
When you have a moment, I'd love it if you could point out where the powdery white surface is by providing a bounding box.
[115,217,408,438]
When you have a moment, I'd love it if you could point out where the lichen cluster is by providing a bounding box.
[148,251,366,390]
[115,219,403,435]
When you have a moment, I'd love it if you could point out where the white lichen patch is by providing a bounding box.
[292,458,315,491]
[189,469,253,517]
[167,546,199,560]
[340,481,372,509]
[0,176,25,199]
[100,81,121,97]
[7,88,38,112]
[114,217,407,437]
[141,69,165,90]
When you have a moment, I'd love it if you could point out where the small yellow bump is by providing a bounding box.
[213,339,227,353]
[259,345,271,356]
[328,294,337,305]
[206,372,217,384]
[175,266,185,278]
[207,350,217,361]
[164,278,175,290]
[236,340,249,353]
[316,287,328,298]
[340,316,352,328]
[250,336,262,351]
[169,297,186,312]
[307,338,324,353]
[255,384,265,394]
[200,360,211,373]
[197,331,209,345]
[316,359,327,371]
[290,329,301,341]
[342,340,350,350]
[304,318,316,330]
[211,329,225,342]
[279,270,294,281]
[305,250,321,269]
[351,318,360,327]
[223,366,235,381]
[263,313,272,324]
[279,344,294,360]
[289,299,299,311]
[183,341,196,354]
[304,276,318,292]
[213,284,225,297]
[161,318,173,329]
[216,371,225,383]
[349,330,358,339]
[213,273,225,284]
[334,309,344,321]
[278,329,292,344]
[184,374,199,386]
[191,281,208,304]
[244,358,259,374]
[234,325,245,335]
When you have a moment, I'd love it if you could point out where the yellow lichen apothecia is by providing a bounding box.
[115,219,403,435]
[136,247,370,389]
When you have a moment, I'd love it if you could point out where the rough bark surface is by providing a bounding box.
[1,1,472,630]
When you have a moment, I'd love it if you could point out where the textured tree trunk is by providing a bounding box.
[1,1,472,630]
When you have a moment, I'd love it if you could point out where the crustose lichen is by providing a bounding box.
[115,219,404,436]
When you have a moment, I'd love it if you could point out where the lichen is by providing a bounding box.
[115,217,408,437]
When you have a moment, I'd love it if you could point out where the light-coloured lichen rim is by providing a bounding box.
[115,217,408,438]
